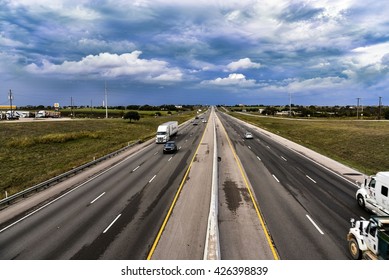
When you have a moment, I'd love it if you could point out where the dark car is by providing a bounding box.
[163,141,178,154]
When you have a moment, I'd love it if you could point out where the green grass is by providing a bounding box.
[0,112,194,199]
[230,112,389,176]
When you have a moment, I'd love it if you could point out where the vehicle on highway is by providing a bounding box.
[244,131,253,139]
[347,215,389,259]
[156,121,178,143]
[202,119,207,123]
[163,141,178,154]
[36,110,61,118]
[356,171,389,216]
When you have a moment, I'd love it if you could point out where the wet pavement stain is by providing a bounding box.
[223,180,238,213]
[223,179,248,214]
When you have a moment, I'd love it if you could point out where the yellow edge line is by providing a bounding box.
[218,115,280,260]
[147,121,209,260]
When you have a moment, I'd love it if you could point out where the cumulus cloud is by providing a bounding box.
[201,73,257,87]
[264,76,350,94]
[226,58,261,71]
[77,39,137,53]
[25,51,183,83]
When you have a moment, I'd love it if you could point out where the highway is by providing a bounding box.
[0,119,207,259]
[0,107,370,260]
[216,110,369,259]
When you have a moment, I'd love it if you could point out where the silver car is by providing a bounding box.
[244,132,253,139]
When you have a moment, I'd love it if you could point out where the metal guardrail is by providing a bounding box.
[0,140,141,208]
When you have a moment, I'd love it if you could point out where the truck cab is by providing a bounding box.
[356,172,389,216]
[347,216,389,260]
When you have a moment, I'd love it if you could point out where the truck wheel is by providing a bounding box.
[348,238,362,260]
[357,194,365,208]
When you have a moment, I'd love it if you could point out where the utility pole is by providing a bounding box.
[379,96,382,120]
[105,81,108,119]
[356,98,360,119]
[70,96,74,118]
[8,89,13,119]
[289,92,292,117]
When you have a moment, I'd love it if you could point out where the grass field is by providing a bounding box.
[230,112,389,176]
[0,112,194,199]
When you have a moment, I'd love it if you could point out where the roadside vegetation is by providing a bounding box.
[0,110,196,199]
[229,111,389,176]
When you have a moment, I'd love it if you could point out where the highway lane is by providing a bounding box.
[217,110,368,259]
[0,120,206,259]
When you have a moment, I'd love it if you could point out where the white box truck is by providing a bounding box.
[156,121,178,143]
[356,171,389,216]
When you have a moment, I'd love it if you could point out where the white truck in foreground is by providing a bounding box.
[356,171,389,216]
[156,121,178,143]
[347,215,389,259]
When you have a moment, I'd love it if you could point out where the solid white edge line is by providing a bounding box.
[272,174,280,183]
[306,214,324,235]
[306,175,317,184]
[90,192,105,204]
[103,214,121,234]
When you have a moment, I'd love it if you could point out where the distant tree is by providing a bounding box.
[262,106,278,115]
[155,112,162,117]
[123,111,140,122]
[384,109,389,120]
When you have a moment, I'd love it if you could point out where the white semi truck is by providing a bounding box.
[347,215,389,259]
[356,171,389,216]
[156,121,178,143]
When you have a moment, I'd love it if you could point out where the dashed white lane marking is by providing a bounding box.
[168,157,173,162]
[149,175,157,183]
[306,175,317,184]
[90,192,105,204]
[103,214,121,234]
[306,215,324,235]
[132,166,140,172]
[272,174,280,183]
[281,156,287,161]
[257,156,261,161]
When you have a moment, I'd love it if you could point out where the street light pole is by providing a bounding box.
[105,81,108,119]
[8,89,13,119]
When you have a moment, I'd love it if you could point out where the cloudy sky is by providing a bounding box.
[1,0,388,107]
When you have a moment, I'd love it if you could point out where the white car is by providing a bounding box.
[244,132,253,139]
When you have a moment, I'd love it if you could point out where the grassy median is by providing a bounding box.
[230,112,389,176]
[0,113,194,199]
